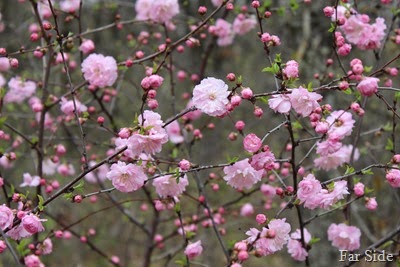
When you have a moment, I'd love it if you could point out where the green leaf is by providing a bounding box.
[174,202,181,213]
[345,165,355,175]
[309,237,320,245]
[227,155,239,164]
[385,138,394,151]
[73,180,85,193]
[343,88,353,95]
[38,194,45,211]
[391,8,400,16]
[277,6,285,16]
[237,75,243,85]
[289,0,299,12]
[395,92,400,101]
[262,66,275,73]
[361,168,374,175]
[258,96,269,104]
[275,53,282,63]
[171,147,178,159]
[383,122,393,132]
[364,66,373,73]
[0,116,7,128]
[307,82,313,91]
[365,187,374,194]
[328,22,336,33]
[175,258,188,266]
[16,239,31,257]
[63,192,74,200]
[292,121,302,130]
[186,231,196,239]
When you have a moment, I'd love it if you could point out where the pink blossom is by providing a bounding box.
[60,97,87,115]
[386,169,400,188]
[24,255,45,267]
[254,218,291,256]
[81,53,118,88]
[192,77,229,117]
[232,14,257,35]
[260,184,276,198]
[365,197,378,211]
[84,161,109,184]
[319,180,349,209]
[223,159,264,190]
[7,224,31,240]
[211,0,224,7]
[39,238,53,255]
[357,77,379,96]
[268,93,291,114]
[141,74,164,90]
[0,240,6,253]
[184,100,202,121]
[0,205,14,230]
[135,0,179,24]
[289,87,322,117]
[287,228,311,261]
[60,0,80,13]
[353,182,365,196]
[283,60,299,79]
[106,161,147,192]
[240,203,254,217]
[165,120,184,144]
[243,133,262,153]
[256,214,267,224]
[0,57,10,72]
[20,173,41,187]
[327,223,361,251]
[185,240,203,259]
[22,214,46,234]
[38,1,52,19]
[316,137,342,156]
[4,77,37,104]
[79,39,95,55]
[250,151,276,171]
[153,174,189,198]
[297,174,322,209]
[209,19,235,46]
[337,43,352,56]
[326,110,355,140]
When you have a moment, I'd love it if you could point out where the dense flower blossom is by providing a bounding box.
[0,58,9,72]
[297,174,322,209]
[325,110,355,140]
[333,6,386,50]
[141,74,164,90]
[365,197,378,210]
[135,0,179,24]
[223,159,263,190]
[209,19,235,46]
[192,77,229,117]
[165,120,184,144]
[386,169,400,188]
[81,53,118,88]
[314,145,359,171]
[60,97,87,115]
[268,93,291,114]
[353,182,365,196]
[283,60,299,79]
[4,77,36,104]
[232,14,257,35]
[0,205,14,230]
[243,133,262,153]
[22,214,46,234]
[24,255,45,267]
[20,173,41,187]
[327,223,361,251]
[289,87,322,117]
[319,180,349,209]
[250,150,276,171]
[357,77,380,96]
[287,228,311,261]
[153,174,189,198]
[316,135,342,156]
[253,218,291,256]
[39,238,53,255]
[184,240,203,259]
[116,111,169,158]
[106,161,147,192]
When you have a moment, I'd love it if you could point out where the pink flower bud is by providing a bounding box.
[256,213,267,224]
[323,6,335,17]
[235,120,245,131]
[241,88,253,99]
[243,133,262,153]
[252,1,260,8]
[179,159,191,171]
[353,182,365,197]
[198,6,207,15]
[226,72,236,81]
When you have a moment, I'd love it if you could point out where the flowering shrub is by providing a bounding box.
[0,0,399,266]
